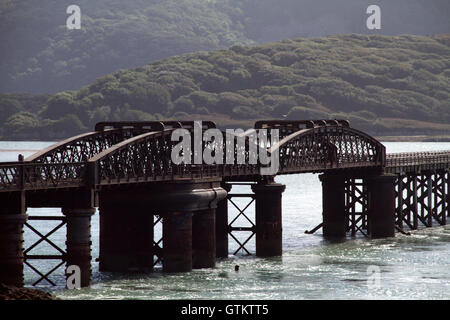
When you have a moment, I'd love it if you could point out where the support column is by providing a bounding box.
[192,209,216,269]
[320,174,347,239]
[163,211,192,273]
[252,181,286,257]
[0,191,27,287]
[366,174,396,238]
[99,195,153,272]
[62,207,95,288]
[216,183,231,258]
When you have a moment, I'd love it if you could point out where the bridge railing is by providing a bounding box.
[386,151,450,167]
[0,161,87,191]
[86,127,263,185]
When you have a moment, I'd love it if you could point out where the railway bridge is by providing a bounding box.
[0,120,448,287]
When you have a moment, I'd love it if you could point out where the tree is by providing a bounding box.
[40,92,76,120]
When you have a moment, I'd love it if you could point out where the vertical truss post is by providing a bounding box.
[344,178,369,237]
[444,169,450,218]
[433,171,446,226]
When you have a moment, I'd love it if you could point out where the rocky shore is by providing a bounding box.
[0,283,58,300]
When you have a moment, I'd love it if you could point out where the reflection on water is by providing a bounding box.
[0,141,450,299]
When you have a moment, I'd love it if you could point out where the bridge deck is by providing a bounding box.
[385,151,450,174]
[0,121,449,192]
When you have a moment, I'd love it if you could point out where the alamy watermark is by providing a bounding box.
[171,121,279,175]
[367,5,381,30]
[66,5,380,31]
[366,265,381,290]
[66,5,81,30]
[66,265,81,289]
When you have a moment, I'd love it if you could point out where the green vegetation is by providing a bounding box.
[1,34,449,140]
[0,0,252,94]
[1,0,449,94]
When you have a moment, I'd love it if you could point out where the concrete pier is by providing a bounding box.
[98,192,153,272]
[216,183,231,258]
[320,174,347,239]
[63,207,95,287]
[366,174,396,238]
[192,209,216,269]
[163,211,193,272]
[98,182,226,274]
[252,181,286,257]
[0,191,27,287]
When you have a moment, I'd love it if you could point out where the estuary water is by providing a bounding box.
[1,141,450,300]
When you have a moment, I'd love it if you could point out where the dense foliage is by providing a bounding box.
[1,0,449,94]
[1,34,449,140]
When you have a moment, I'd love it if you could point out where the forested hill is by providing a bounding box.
[1,0,449,94]
[1,34,449,140]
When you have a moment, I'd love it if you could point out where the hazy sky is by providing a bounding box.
[245,0,450,42]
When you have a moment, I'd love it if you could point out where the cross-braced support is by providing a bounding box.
[227,190,256,256]
[344,178,369,237]
[320,174,394,239]
[153,215,163,267]
[395,170,448,230]
[218,180,285,257]
[23,216,67,286]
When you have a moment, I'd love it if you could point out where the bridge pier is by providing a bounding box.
[98,181,226,274]
[320,174,347,239]
[367,175,396,238]
[216,183,231,258]
[0,191,27,287]
[252,181,286,257]
[163,211,193,272]
[192,209,216,269]
[98,192,154,272]
[62,207,95,288]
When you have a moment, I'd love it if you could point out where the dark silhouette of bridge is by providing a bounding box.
[0,120,449,287]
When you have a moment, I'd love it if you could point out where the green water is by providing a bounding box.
[1,141,449,300]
